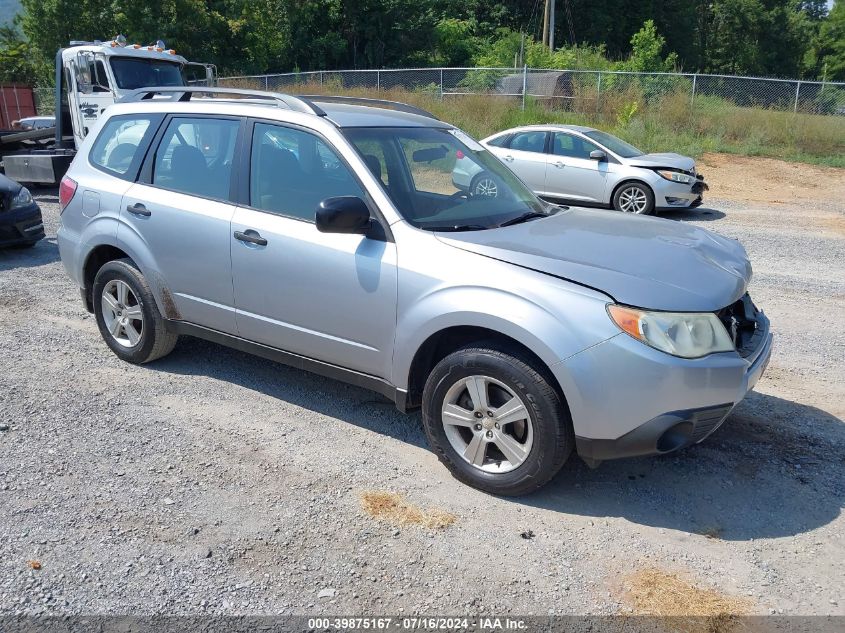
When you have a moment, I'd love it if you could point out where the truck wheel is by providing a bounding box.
[422,343,573,496]
[613,182,654,214]
[92,258,178,364]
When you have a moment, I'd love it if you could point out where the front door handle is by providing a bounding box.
[234,230,268,246]
[553,161,565,169]
[503,155,515,162]
[126,203,151,217]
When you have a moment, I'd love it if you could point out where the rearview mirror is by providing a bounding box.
[316,196,371,235]
[412,145,449,163]
[589,149,607,161]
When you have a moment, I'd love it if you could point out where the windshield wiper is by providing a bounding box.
[497,211,551,228]
[425,224,490,232]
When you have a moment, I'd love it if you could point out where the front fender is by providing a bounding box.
[391,282,615,391]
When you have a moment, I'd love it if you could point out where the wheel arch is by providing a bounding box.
[402,325,570,418]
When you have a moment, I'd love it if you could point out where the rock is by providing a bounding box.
[318,588,336,599]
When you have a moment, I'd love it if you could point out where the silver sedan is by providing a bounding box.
[452,124,708,214]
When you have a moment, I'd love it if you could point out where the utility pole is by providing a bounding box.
[549,0,556,51]
[542,0,550,47]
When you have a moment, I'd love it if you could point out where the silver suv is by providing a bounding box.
[57,88,772,495]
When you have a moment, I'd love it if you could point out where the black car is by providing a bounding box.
[0,173,44,248]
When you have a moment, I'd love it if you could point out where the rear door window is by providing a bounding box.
[508,131,547,153]
[89,115,161,179]
[152,117,239,200]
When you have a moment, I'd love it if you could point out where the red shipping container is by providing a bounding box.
[0,84,37,130]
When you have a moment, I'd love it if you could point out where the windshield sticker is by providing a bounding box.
[448,129,484,152]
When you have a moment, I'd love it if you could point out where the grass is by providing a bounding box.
[222,78,845,167]
[359,490,456,530]
[623,567,752,633]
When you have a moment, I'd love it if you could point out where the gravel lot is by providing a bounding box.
[1,155,843,618]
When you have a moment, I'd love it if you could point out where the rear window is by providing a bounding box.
[89,115,160,179]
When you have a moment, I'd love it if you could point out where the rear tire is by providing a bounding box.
[613,182,654,214]
[92,258,178,364]
[422,343,573,496]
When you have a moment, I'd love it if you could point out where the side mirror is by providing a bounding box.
[590,149,607,161]
[316,196,371,235]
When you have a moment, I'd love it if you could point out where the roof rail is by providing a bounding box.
[117,87,327,117]
[299,95,439,120]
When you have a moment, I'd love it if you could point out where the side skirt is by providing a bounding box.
[168,321,409,412]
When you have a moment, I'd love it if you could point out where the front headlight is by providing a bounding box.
[10,187,33,209]
[655,169,693,184]
[607,304,735,359]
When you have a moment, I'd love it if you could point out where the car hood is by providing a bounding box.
[626,152,696,171]
[0,173,22,195]
[436,208,751,312]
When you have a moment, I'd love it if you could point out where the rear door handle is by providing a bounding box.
[503,155,515,162]
[234,230,268,246]
[126,203,151,217]
[553,161,565,169]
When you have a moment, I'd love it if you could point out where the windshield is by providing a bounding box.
[343,126,552,231]
[110,58,185,90]
[584,130,643,158]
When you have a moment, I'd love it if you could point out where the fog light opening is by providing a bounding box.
[656,422,694,453]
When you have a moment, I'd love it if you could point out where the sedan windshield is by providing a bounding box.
[343,126,553,231]
[110,59,185,90]
[584,130,643,158]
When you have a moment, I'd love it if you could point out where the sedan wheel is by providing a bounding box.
[472,174,499,198]
[614,183,654,214]
[441,375,534,474]
[101,279,144,348]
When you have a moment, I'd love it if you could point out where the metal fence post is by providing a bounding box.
[376,70,380,91]
[522,65,528,111]
[263,75,269,90]
[691,73,697,107]
[793,80,801,113]
[440,68,444,100]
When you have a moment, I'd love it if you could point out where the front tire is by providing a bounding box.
[470,172,500,198]
[422,344,573,496]
[613,182,654,214]
[92,258,178,364]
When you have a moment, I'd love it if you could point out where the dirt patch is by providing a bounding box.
[700,153,845,207]
[359,491,456,529]
[622,567,752,632]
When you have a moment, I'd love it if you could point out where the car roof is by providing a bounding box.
[318,103,450,128]
[487,123,597,138]
[107,90,448,131]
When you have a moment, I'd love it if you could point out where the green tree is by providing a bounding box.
[816,0,845,79]
[621,19,678,72]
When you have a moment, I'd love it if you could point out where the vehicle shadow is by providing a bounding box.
[0,236,60,271]
[154,336,428,449]
[659,207,726,222]
[523,390,844,541]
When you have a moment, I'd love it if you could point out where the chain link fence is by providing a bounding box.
[217,67,845,117]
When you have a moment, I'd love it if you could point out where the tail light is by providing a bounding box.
[455,150,464,159]
[59,176,77,212]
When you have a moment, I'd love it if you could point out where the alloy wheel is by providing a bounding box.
[101,279,144,348]
[474,177,498,198]
[441,375,534,473]
[618,186,649,213]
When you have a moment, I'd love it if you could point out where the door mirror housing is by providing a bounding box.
[590,149,607,161]
[316,196,372,235]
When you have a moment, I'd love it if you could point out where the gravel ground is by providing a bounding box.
[1,160,844,617]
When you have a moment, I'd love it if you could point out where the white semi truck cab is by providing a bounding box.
[1,35,215,184]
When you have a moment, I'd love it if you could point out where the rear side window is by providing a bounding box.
[509,131,546,153]
[152,117,239,200]
[486,134,511,148]
[89,115,159,179]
